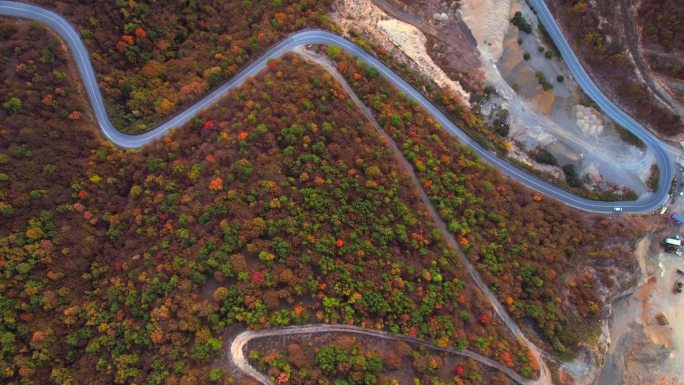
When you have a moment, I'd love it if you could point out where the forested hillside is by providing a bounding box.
[638,0,684,83]
[638,0,684,53]
[248,334,515,385]
[1,19,529,384]
[326,47,639,358]
[33,0,334,133]
[32,0,516,156]
[0,4,641,384]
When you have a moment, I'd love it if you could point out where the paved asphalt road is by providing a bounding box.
[0,1,675,213]
[527,0,676,211]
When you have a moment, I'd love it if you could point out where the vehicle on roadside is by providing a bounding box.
[663,235,682,248]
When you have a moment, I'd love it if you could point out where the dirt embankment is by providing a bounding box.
[376,18,471,104]
[332,0,473,104]
[460,0,512,62]
[334,0,484,98]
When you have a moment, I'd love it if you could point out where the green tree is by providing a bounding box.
[3,97,22,113]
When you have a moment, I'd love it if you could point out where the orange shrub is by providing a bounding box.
[134,27,147,39]
[121,34,134,44]
[209,177,223,191]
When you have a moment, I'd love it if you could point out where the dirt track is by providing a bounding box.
[225,48,552,385]
[230,325,536,385]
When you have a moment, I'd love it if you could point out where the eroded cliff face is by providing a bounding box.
[331,0,484,97]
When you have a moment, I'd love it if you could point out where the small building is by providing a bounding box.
[673,213,684,225]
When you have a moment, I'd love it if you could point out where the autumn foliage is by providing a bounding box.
[208,177,223,191]
[27,0,335,133]
[0,34,533,382]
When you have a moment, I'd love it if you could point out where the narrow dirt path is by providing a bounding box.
[643,48,684,65]
[231,325,532,385]
[229,48,553,385]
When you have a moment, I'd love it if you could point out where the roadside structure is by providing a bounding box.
[672,213,684,225]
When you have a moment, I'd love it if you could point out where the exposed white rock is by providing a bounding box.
[377,18,471,104]
[575,105,605,136]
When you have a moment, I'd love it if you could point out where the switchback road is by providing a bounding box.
[527,0,676,212]
[0,0,676,214]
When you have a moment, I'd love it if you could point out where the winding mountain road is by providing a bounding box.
[230,325,533,385]
[0,1,677,384]
[0,0,676,214]
[527,0,676,210]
